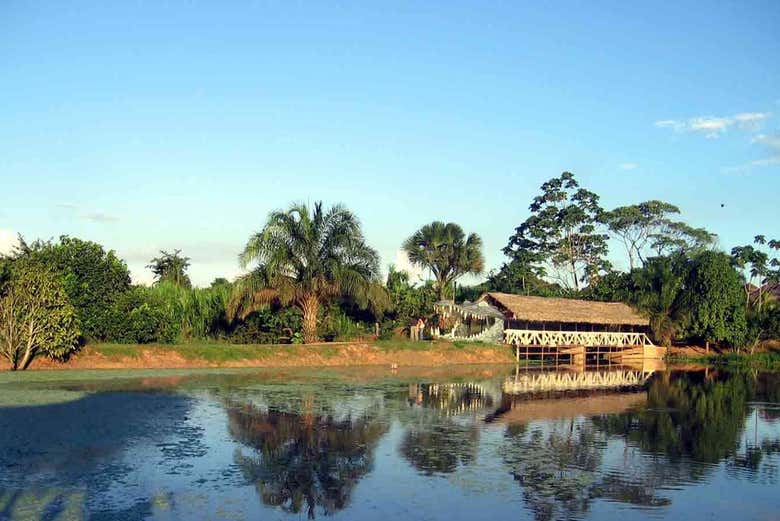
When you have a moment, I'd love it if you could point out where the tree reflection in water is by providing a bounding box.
[227,401,387,519]
[500,421,604,521]
[399,383,488,475]
[499,370,780,520]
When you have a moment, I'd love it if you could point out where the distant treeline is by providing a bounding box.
[1,173,778,369]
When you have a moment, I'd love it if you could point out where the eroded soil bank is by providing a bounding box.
[15,341,516,371]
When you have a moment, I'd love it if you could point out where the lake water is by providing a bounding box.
[0,365,778,520]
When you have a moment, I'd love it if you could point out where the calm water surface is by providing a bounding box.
[0,366,778,521]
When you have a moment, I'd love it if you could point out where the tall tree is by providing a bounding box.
[649,221,716,257]
[147,249,192,288]
[504,172,609,291]
[486,257,559,297]
[402,221,484,300]
[18,236,131,340]
[731,235,780,312]
[625,254,688,346]
[0,259,80,370]
[677,251,747,350]
[602,200,682,270]
[231,202,386,344]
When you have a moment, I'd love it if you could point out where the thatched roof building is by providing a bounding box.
[477,292,648,327]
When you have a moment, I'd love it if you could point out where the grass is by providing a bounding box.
[373,338,505,353]
[92,342,293,362]
[89,338,510,363]
[668,349,780,369]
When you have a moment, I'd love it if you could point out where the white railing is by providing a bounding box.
[503,369,653,394]
[504,329,654,347]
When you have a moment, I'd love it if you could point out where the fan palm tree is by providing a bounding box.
[402,221,484,300]
[231,202,387,344]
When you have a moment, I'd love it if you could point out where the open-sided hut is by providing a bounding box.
[434,292,653,349]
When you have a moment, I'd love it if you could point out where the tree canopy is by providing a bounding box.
[402,221,484,300]
[677,251,747,348]
[602,200,681,270]
[20,236,131,341]
[232,201,387,343]
[0,258,81,370]
[147,249,192,289]
[504,172,609,291]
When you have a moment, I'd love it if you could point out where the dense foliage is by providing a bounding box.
[402,221,484,300]
[1,188,777,364]
[0,258,81,369]
[147,249,192,289]
[231,201,388,343]
[20,236,131,341]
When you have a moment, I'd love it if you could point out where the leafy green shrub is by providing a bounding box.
[228,307,302,344]
[105,286,179,343]
[23,236,131,341]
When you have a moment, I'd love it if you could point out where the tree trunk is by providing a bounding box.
[300,295,320,344]
[570,260,579,292]
[20,350,35,370]
[19,340,36,371]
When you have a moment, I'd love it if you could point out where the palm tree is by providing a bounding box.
[402,221,484,300]
[147,249,192,289]
[231,202,386,344]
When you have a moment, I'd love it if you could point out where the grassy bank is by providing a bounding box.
[667,348,780,370]
[21,339,516,371]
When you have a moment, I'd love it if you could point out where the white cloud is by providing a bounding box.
[618,162,638,171]
[725,132,780,174]
[57,203,119,223]
[0,229,21,256]
[655,112,771,138]
[723,158,780,175]
[752,133,780,151]
[83,211,119,223]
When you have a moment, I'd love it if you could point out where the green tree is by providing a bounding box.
[678,251,747,349]
[104,285,180,344]
[232,202,386,344]
[504,172,610,291]
[147,249,192,289]
[485,258,560,297]
[602,200,682,270]
[12,236,131,341]
[625,255,688,346]
[580,270,631,303]
[0,260,80,370]
[731,235,780,313]
[649,221,716,257]
[384,265,437,329]
[402,221,484,300]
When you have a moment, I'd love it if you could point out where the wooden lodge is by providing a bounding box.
[434,292,665,364]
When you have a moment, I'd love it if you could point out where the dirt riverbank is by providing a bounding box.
[15,340,517,371]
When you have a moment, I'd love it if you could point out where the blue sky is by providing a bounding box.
[1,1,779,286]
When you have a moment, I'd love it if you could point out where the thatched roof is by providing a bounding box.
[478,292,648,326]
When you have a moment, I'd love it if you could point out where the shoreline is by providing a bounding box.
[14,340,517,371]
